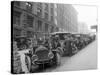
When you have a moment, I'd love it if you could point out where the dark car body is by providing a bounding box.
[50,32,78,56]
[32,45,54,65]
[14,36,29,50]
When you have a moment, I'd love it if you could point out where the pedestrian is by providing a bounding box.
[63,35,73,56]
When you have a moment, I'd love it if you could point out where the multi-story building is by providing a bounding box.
[56,4,78,33]
[12,1,58,39]
[78,22,90,34]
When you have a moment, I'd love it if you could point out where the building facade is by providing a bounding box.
[12,1,58,39]
[78,22,90,34]
[56,4,78,33]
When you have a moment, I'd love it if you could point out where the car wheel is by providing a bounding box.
[55,52,61,66]
[25,55,31,72]
[57,47,64,56]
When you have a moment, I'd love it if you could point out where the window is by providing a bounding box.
[55,19,57,25]
[37,3,42,9]
[27,15,34,27]
[56,27,59,32]
[27,31,33,37]
[50,8,54,15]
[21,30,27,36]
[13,28,21,37]
[13,11,21,25]
[50,3,54,8]
[49,26,52,33]
[51,16,54,22]
[51,26,54,33]
[14,1,20,6]
[44,3,49,12]
[44,12,48,20]
[45,23,49,32]
[37,20,42,31]
[26,2,32,12]
[37,8,42,17]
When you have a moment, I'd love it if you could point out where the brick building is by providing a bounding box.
[12,1,58,39]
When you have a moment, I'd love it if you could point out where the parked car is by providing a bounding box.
[25,44,61,72]
[88,33,96,42]
[14,36,61,72]
[14,36,29,50]
[71,34,85,50]
[50,32,78,56]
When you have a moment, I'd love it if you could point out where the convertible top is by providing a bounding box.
[35,45,48,52]
[50,32,71,35]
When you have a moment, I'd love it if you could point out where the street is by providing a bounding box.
[44,39,97,72]
[12,1,98,74]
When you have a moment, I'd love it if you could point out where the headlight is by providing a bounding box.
[48,52,54,59]
[32,55,38,61]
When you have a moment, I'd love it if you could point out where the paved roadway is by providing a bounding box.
[44,39,97,72]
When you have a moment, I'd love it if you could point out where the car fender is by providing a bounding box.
[52,48,63,56]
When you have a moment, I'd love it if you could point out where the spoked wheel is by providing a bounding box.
[53,52,61,66]
[56,53,61,65]
[25,55,31,72]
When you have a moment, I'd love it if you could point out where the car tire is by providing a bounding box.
[25,55,31,72]
[57,47,64,56]
[55,52,61,66]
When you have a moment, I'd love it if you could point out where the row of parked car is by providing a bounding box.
[50,32,96,56]
[13,32,96,73]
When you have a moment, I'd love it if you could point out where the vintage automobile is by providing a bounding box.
[88,32,96,42]
[78,34,93,46]
[72,33,90,50]
[50,32,78,56]
[25,45,61,72]
[14,36,61,72]
[73,33,95,49]
[71,34,85,50]
[14,36,29,50]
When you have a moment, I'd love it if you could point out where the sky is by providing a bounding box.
[72,5,98,28]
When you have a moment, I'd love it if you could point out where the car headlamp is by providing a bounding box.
[48,52,54,59]
[32,55,38,61]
